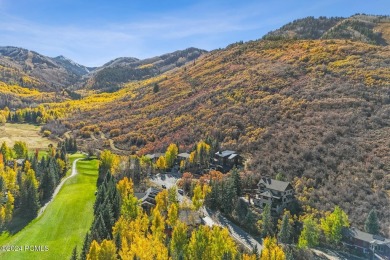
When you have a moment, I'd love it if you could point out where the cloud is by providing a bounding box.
[0,0,349,66]
[0,3,274,66]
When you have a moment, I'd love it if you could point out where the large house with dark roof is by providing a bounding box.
[343,227,390,259]
[134,187,161,213]
[253,177,294,214]
[213,150,243,172]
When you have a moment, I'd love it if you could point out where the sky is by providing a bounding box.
[0,0,389,67]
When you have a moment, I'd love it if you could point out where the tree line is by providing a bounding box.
[0,140,69,227]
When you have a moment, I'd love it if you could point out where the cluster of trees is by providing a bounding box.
[2,105,59,124]
[323,19,385,45]
[155,139,219,173]
[63,137,78,153]
[204,168,258,232]
[80,180,254,260]
[80,173,120,259]
[74,151,256,260]
[0,141,68,225]
[155,143,179,170]
[263,16,343,40]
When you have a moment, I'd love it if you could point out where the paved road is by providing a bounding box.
[38,158,81,217]
[202,207,263,254]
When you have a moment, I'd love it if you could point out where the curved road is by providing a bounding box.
[38,158,81,217]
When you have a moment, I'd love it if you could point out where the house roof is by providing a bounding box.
[260,190,281,200]
[215,150,236,158]
[139,187,161,203]
[178,152,190,159]
[134,192,146,199]
[16,159,25,164]
[145,153,164,159]
[228,154,238,160]
[344,227,390,245]
[258,178,292,192]
[260,190,273,198]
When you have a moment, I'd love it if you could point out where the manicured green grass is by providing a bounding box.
[0,153,99,260]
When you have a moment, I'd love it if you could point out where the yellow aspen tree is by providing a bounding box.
[167,203,178,227]
[210,226,237,259]
[117,177,134,203]
[87,240,101,260]
[192,183,211,210]
[0,207,5,227]
[243,254,258,260]
[187,225,212,260]
[151,207,166,242]
[4,191,14,223]
[156,156,167,170]
[170,221,188,260]
[165,143,178,168]
[155,189,169,213]
[98,239,117,260]
[2,167,18,195]
[261,237,285,260]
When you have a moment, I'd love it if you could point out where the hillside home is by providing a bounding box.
[7,158,25,168]
[343,227,390,259]
[213,150,243,172]
[176,152,190,164]
[145,153,164,163]
[135,187,161,213]
[253,177,294,214]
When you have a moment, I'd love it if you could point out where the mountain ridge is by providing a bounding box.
[263,14,390,45]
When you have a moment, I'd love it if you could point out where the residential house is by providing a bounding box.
[253,177,294,214]
[176,152,190,165]
[135,187,161,213]
[145,153,164,163]
[343,227,390,259]
[7,158,25,168]
[213,150,243,172]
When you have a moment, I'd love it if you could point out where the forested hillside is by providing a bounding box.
[59,38,390,236]
[82,47,206,91]
[264,14,390,45]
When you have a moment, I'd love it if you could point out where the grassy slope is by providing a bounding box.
[0,154,98,260]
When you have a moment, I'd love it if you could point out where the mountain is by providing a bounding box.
[0,46,90,91]
[53,55,94,77]
[60,36,390,235]
[263,14,390,45]
[82,47,207,91]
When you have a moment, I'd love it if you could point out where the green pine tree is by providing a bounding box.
[364,209,380,235]
[278,212,291,244]
[70,246,78,260]
[261,204,273,238]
